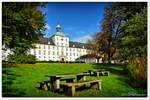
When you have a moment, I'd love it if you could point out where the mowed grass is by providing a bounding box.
[2,63,147,97]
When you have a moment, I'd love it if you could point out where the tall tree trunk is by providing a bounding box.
[108,40,111,64]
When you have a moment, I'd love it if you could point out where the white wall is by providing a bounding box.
[30,43,89,61]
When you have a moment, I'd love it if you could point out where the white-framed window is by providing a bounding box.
[48,51,50,55]
[39,50,41,55]
[44,51,46,55]
[48,45,50,49]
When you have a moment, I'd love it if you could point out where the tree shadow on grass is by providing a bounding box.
[91,63,128,76]
[115,76,147,97]
[2,69,26,97]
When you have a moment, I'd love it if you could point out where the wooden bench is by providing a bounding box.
[49,73,90,91]
[60,80,101,96]
[39,81,50,91]
[94,71,109,76]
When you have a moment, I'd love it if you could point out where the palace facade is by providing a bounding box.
[29,24,92,61]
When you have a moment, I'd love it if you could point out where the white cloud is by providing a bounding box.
[73,35,92,43]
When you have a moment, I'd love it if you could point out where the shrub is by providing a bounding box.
[2,61,17,67]
[127,56,147,88]
[75,61,85,63]
[26,54,36,64]
[7,53,36,64]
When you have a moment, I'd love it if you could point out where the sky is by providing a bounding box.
[41,2,109,43]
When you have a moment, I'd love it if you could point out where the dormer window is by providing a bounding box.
[73,45,75,47]
[83,46,84,48]
[48,42,50,44]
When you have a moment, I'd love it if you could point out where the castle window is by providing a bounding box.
[44,51,46,55]
[39,50,41,55]
[61,38,63,41]
[48,51,50,55]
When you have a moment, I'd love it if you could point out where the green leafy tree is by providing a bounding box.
[2,2,47,54]
[120,7,147,59]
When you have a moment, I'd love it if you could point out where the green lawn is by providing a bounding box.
[2,63,147,97]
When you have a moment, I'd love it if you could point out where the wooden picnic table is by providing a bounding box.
[88,69,109,76]
[46,73,90,91]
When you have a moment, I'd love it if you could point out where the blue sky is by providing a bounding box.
[41,2,109,43]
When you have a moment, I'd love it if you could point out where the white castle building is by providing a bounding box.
[29,24,93,62]
[2,24,103,63]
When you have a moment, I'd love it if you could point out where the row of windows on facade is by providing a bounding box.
[36,45,85,52]
[56,42,68,46]
[33,50,87,56]
[56,37,68,42]
[38,56,77,60]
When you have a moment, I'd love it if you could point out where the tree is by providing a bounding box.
[85,34,102,63]
[119,7,147,59]
[94,2,147,64]
[105,2,147,87]
[2,2,47,54]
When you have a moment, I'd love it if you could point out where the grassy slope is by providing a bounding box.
[2,63,147,97]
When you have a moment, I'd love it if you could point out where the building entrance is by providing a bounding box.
[61,58,64,62]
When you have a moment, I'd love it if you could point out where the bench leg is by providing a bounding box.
[107,72,109,76]
[40,82,48,91]
[50,79,60,91]
[102,72,105,76]
[43,83,48,91]
[97,81,101,90]
[90,82,101,90]
[77,76,86,82]
[67,86,75,96]
[97,72,100,76]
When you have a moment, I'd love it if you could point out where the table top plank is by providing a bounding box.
[46,73,90,78]
[60,80,101,87]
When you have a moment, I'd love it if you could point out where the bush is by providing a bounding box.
[2,61,17,67]
[7,53,36,64]
[127,56,147,88]
[75,61,85,63]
